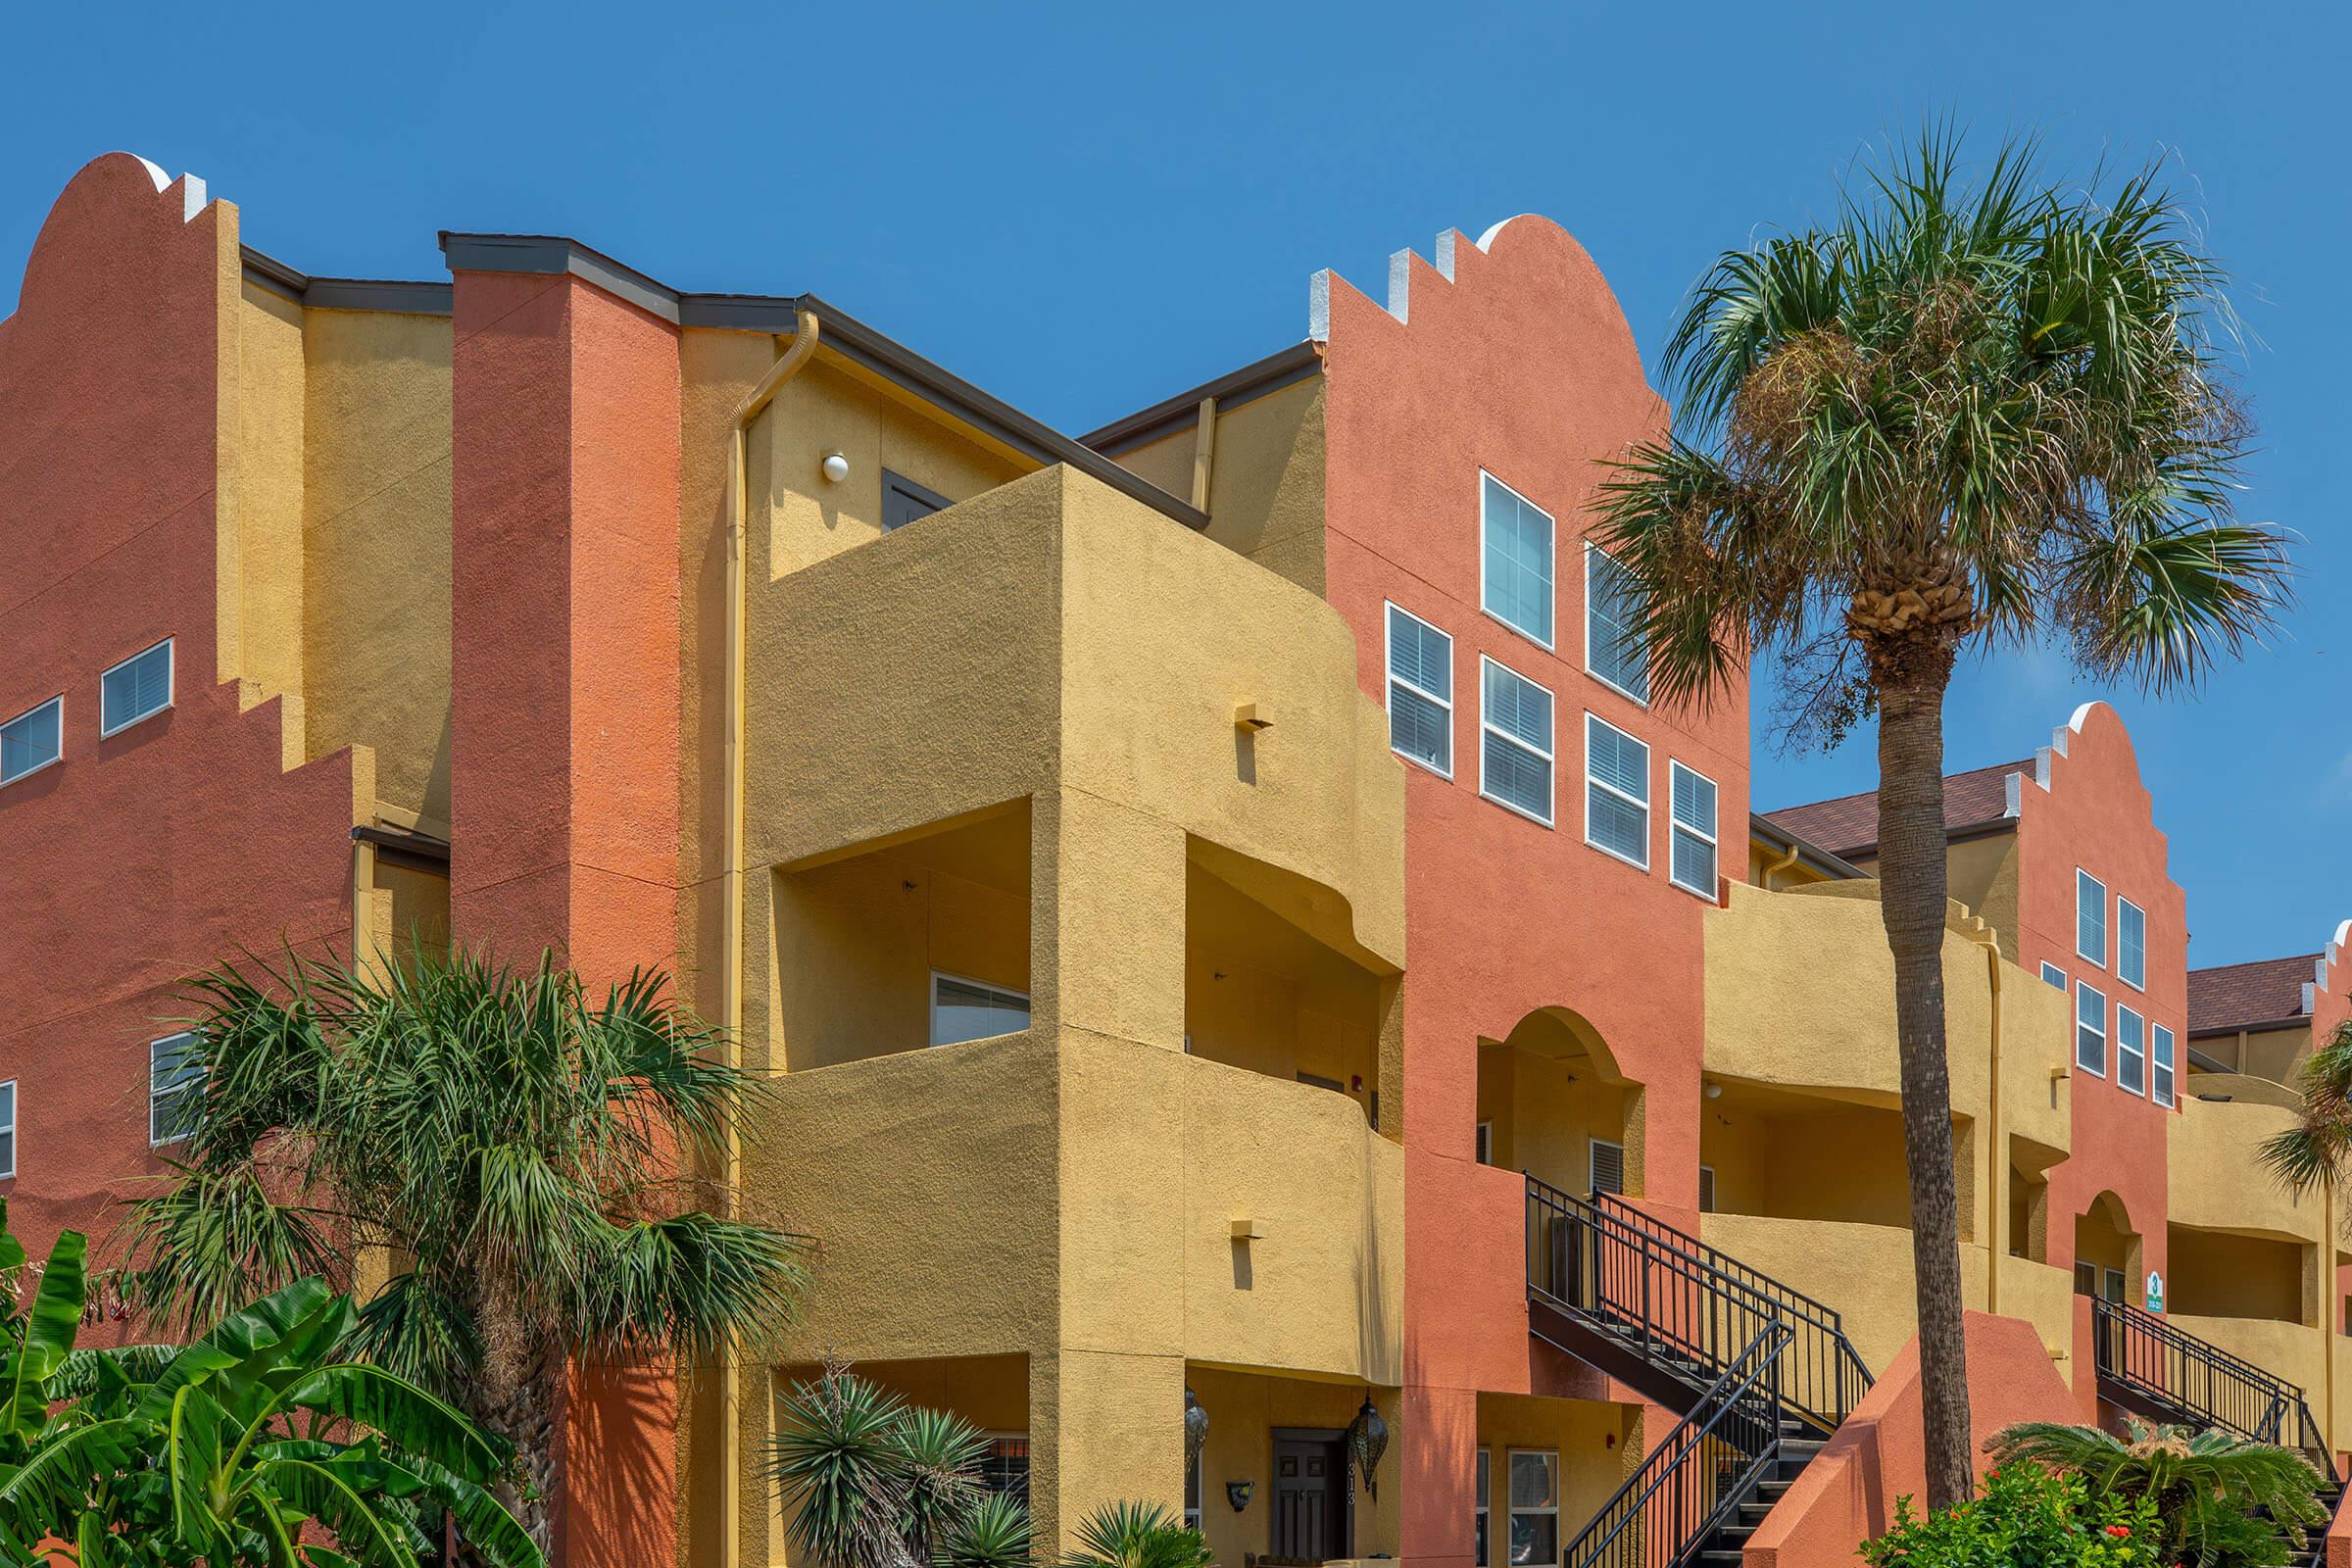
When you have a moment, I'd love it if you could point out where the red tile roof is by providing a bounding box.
[2187,954,2319,1038]
[1761,760,2029,859]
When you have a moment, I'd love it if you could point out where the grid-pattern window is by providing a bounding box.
[0,697,62,786]
[930,974,1030,1047]
[149,1033,204,1146]
[1590,1138,1626,1196]
[1474,1447,1491,1568]
[1480,659,1554,825]
[2078,869,2108,965]
[99,638,172,736]
[0,1080,14,1180]
[1668,762,1717,898]
[2117,1005,2146,1096]
[1385,604,1453,776]
[1584,543,1649,702]
[2152,1024,2177,1108]
[1585,715,1649,867]
[1481,473,1554,648]
[2117,899,2146,990]
[2076,982,2107,1078]
[980,1434,1030,1509]
[2040,961,2067,990]
[1507,1450,1559,1567]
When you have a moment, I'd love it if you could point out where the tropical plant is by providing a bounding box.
[2260,1018,2352,1197]
[121,946,811,1555]
[1595,131,2287,1505]
[766,1366,994,1568]
[1059,1499,1215,1568]
[1989,1419,2329,1567]
[936,1492,1036,1568]
[0,1201,538,1567]
[1863,1461,2158,1566]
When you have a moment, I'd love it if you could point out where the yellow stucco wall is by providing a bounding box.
[1699,1213,1994,1375]
[1105,379,1330,596]
[229,282,309,707]
[2170,1096,2325,1242]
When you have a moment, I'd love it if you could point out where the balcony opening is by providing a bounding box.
[1479,1008,1638,1197]
[2167,1223,2311,1325]
[2007,1135,2063,1263]
[2072,1191,2141,1305]
[1473,1391,1641,1568]
[1697,1079,1972,1238]
[772,801,1031,1071]
[772,1353,1033,1522]
[1184,841,1393,1131]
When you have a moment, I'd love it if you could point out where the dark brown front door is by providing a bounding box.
[1272,1436,1348,1563]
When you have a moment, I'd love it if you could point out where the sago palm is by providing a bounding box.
[1596,132,2287,1506]
[1989,1419,2328,1566]
[122,946,811,1554]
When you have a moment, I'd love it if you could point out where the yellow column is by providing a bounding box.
[1029,1349,1189,1557]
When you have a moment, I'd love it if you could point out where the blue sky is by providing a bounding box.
[5,1,2344,967]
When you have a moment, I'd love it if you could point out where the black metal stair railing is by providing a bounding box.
[2092,1297,2330,1467]
[1526,1176,1873,1434]
[1560,1321,1791,1568]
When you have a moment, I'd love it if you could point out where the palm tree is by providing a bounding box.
[1596,132,2287,1506]
[122,946,811,1554]
[2259,1019,2352,1196]
[1989,1419,2328,1566]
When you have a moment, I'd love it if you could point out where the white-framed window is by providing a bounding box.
[2040,961,2067,990]
[1475,1121,1494,1165]
[99,637,172,737]
[1584,714,1649,869]
[1589,1138,1626,1196]
[1474,1446,1492,1568]
[1479,658,1554,826]
[1698,1165,1717,1213]
[1480,471,1554,649]
[0,1080,15,1180]
[2117,899,2146,991]
[1584,542,1649,704]
[0,697,63,786]
[2117,1004,2146,1096]
[1385,603,1453,777]
[2152,1024,2177,1108]
[1506,1449,1559,1566]
[2076,981,2107,1079]
[2077,869,2108,966]
[1668,761,1718,898]
[929,973,1031,1048]
[149,1033,204,1146]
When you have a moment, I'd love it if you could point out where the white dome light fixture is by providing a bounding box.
[820,452,850,483]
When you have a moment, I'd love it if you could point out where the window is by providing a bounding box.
[2077,869,2107,965]
[2152,1024,2176,1108]
[2117,1005,2146,1096]
[1584,714,1649,868]
[0,1081,14,1180]
[1584,543,1648,703]
[1479,659,1554,826]
[882,469,953,531]
[1589,1138,1625,1197]
[2040,961,2067,990]
[929,974,1031,1047]
[1698,1165,1717,1213]
[0,697,62,786]
[980,1433,1030,1509]
[1182,1431,1200,1530]
[149,1033,204,1146]
[1668,761,1718,898]
[1385,604,1453,776]
[2103,1268,2127,1304]
[1480,472,1554,648]
[2074,1260,2097,1298]
[2117,899,2146,991]
[1475,1121,1494,1165]
[1507,1449,1558,1566]
[99,637,172,736]
[1474,1447,1491,1568]
[2076,982,2106,1078]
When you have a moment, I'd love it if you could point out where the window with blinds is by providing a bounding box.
[2117,899,2146,990]
[1584,714,1649,868]
[0,697,62,786]
[2077,869,2108,965]
[1668,760,1718,898]
[100,638,173,736]
[2076,982,2107,1078]
[1480,658,1554,825]
[150,1032,204,1146]
[1584,543,1649,703]
[1480,472,1554,648]
[1589,1138,1625,1196]
[2152,1024,2177,1107]
[0,1080,15,1180]
[1386,604,1453,776]
[2117,1005,2146,1096]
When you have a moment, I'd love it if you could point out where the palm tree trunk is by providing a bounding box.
[473,1287,563,1560]
[1871,649,1975,1511]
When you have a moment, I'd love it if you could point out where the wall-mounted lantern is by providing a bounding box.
[1344,1397,1390,1498]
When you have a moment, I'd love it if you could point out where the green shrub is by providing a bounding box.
[1862,1462,2161,1567]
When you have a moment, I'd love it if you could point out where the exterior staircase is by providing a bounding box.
[2092,1297,2344,1566]
[1526,1179,1872,1567]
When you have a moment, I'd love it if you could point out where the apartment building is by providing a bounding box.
[4,151,2349,1568]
